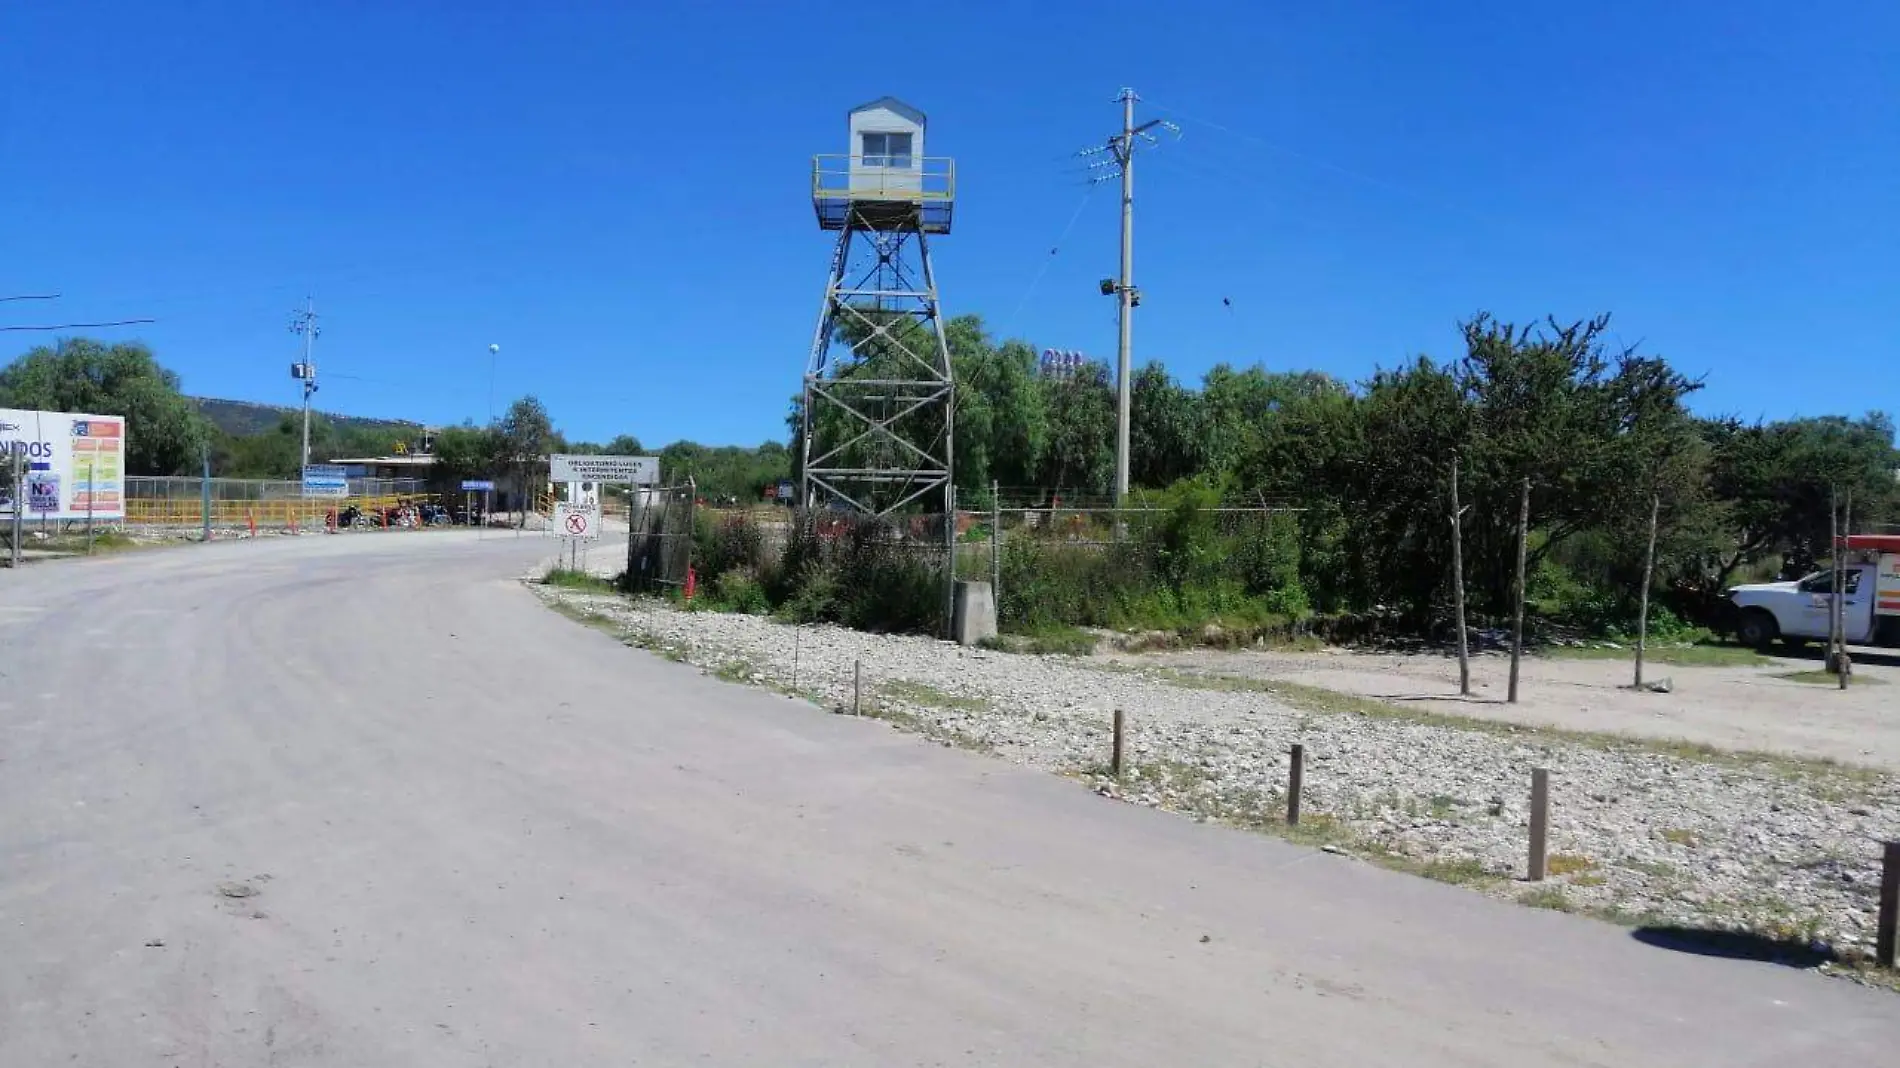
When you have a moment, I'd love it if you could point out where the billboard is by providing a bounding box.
[0,408,127,520]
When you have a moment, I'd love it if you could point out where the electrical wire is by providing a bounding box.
[0,318,156,332]
[999,186,1097,339]
[1147,96,1424,198]
[1145,95,1511,228]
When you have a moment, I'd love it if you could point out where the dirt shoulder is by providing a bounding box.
[1111,644,1900,772]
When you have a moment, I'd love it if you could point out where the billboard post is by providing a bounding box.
[8,448,21,568]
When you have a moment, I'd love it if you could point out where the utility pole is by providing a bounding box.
[1113,88,1136,506]
[1089,89,1176,506]
[288,297,320,470]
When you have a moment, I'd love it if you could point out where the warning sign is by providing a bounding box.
[554,501,601,541]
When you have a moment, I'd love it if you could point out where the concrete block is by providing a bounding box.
[952,580,997,647]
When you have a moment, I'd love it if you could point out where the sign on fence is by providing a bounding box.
[550,454,658,485]
[0,408,126,519]
[301,464,349,499]
[554,501,601,541]
[460,479,496,492]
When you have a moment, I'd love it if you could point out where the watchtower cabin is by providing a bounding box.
[812,97,954,234]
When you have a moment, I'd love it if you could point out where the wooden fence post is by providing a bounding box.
[1286,744,1305,826]
[1509,478,1530,703]
[1111,709,1125,778]
[1877,840,1899,969]
[1450,453,1470,697]
[1528,768,1550,881]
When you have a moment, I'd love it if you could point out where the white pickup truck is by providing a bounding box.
[1728,535,1900,648]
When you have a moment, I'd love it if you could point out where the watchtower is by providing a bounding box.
[801,97,956,518]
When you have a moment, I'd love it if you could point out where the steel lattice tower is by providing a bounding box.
[800,98,955,520]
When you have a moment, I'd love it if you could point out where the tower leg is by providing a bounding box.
[801,207,958,631]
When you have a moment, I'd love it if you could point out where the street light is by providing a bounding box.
[487,343,500,425]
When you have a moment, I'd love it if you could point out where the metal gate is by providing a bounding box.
[625,482,695,593]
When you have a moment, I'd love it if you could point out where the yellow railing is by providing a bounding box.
[125,494,444,529]
[811,155,955,203]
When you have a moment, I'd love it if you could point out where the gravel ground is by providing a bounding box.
[537,587,1900,968]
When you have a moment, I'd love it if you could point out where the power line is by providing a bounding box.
[999,185,1097,339]
[1144,95,1508,227]
[0,294,60,303]
[0,318,157,332]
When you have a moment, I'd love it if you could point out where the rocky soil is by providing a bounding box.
[536,587,1900,972]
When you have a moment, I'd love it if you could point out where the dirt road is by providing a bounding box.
[1127,644,1900,771]
[3,535,1896,1065]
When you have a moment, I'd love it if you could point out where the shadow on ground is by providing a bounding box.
[1770,645,1900,671]
[1631,926,1837,969]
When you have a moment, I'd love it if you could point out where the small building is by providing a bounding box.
[813,96,953,234]
[330,454,435,488]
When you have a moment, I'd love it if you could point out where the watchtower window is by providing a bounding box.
[861,131,913,168]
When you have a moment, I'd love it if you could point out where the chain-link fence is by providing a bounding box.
[955,497,1307,631]
[630,492,1304,637]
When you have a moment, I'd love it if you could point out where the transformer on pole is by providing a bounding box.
[802,97,956,521]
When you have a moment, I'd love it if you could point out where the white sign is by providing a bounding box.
[301,464,349,499]
[550,453,659,485]
[553,501,601,541]
[1,408,127,520]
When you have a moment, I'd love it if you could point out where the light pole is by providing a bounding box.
[289,298,320,470]
[487,343,500,425]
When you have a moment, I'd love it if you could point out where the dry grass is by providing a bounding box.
[1546,853,1597,877]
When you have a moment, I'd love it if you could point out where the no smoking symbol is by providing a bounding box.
[565,513,589,535]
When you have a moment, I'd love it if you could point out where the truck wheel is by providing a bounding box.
[1736,609,1779,650]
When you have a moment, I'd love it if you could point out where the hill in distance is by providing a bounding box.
[191,396,422,438]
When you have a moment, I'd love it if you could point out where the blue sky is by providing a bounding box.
[3,0,1894,447]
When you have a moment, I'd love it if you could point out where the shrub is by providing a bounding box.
[695,512,767,579]
[710,568,771,614]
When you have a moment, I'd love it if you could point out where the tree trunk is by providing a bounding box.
[1829,485,1842,672]
[1635,491,1660,690]
[1450,453,1470,697]
[1508,478,1530,704]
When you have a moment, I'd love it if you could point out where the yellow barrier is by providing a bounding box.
[125,494,446,529]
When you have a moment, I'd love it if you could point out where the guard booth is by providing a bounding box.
[812,97,954,234]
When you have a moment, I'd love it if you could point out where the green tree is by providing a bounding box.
[1130,361,1204,488]
[430,423,503,485]
[1703,413,1898,581]
[1036,362,1115,496]
[946,316,1047,499]
[1453,314,1701,611]
[0,338,208,474]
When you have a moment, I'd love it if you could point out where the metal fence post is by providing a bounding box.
[990,479,1001,613]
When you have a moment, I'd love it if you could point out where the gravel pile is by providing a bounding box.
[539,588,1900,960]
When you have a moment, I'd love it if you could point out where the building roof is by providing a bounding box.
[850,96,925,126]
[1843,534,1900,554]
[330,455,436,468]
